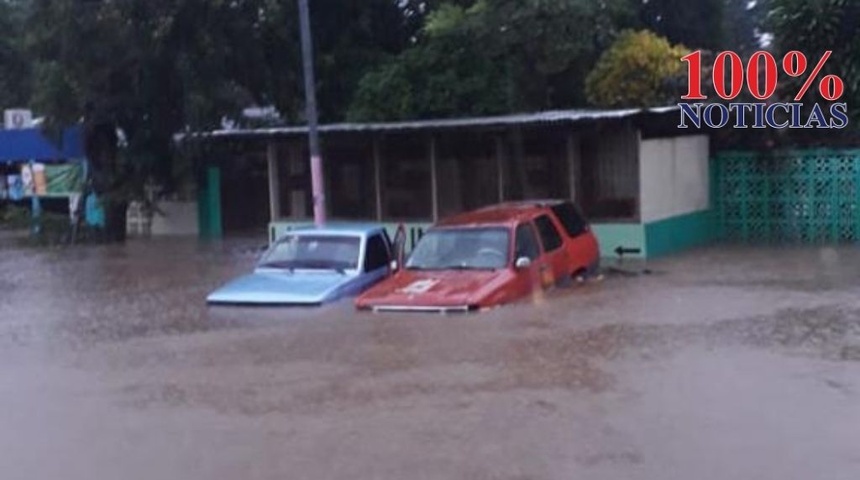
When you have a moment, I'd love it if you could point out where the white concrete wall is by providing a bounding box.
[639,135,709,223]
[150,201,199,236]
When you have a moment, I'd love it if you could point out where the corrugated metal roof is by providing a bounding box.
[179,106,679,142]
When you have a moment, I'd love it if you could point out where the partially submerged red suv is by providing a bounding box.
[355,200,600,313]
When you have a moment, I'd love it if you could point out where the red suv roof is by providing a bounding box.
[436,200,572,228]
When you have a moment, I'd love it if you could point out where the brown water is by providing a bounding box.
[1,237,859,480]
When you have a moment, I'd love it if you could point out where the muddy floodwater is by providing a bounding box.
[1,236,859,480]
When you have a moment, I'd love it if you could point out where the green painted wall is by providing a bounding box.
[712,149,860,244]
[644,210,716,258]
[270,216,717,260]
[197,166,223,240]
[591,223,647,258]
[272,220,650,258]
[197,175,209,238]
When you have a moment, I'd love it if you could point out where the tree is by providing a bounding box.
[0,0,30,110]
[23,0,415,240]
[722,0,764,55]
[310,0,418,122]
[26,0,292,240]
[348,0,636,120]
[347,30,509,121]
[636,0,725,51]
[585,30,690,108]
[765,0,860,109]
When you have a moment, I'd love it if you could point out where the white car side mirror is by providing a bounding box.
[515,257,531,269]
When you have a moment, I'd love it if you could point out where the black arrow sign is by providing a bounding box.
[614,246,641,257]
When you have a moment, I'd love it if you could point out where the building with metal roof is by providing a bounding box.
[182,106,681,140]
[181,106,714,258]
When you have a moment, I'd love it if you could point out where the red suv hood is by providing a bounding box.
[356,268,516,312]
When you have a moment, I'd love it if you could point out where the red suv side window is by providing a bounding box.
[514,223,541,260]
[534,215,563,252]
[550,202,588,237]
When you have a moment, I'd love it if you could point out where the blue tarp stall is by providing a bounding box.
[60,126,105,228]
[0,128,65,164]
[0,127,103,230]
[0,128,64,232]
[0,129,87,197]
[61,125,86,159]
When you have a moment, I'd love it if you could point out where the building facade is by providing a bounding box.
[185,107,715,258]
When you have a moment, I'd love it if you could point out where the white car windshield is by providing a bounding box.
[259,234,361,272]
[406,227,510,270]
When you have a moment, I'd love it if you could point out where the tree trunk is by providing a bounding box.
[84,121,128,243]
[103,200,128,243]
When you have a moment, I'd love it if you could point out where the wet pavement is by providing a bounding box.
[1,237,859,480]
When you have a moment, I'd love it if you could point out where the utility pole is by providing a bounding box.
[298,0,326,226]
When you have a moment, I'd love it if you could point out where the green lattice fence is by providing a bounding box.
[713,149,860,243]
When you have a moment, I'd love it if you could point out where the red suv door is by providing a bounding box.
[511,222,547,293]
[532,213,572,285]
[549,201,599,272]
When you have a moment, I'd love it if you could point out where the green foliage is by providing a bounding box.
[766,0,860,109]
[585,30,690,108]
[423,2,469,36]
[347,31,508,121]
[348,0,771,120]
[638,0,725,51]
[21,0,414,238]
[5,0,774,241]
[348,0,636,120]
[310,0,417,122]
[23,0,301,238]
[0,204,32,228]
[0,0,31,109]
[723,0,764,55]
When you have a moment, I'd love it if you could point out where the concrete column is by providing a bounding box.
[511,127,527,199]
[286,141,306,218]
[373,136,383,221]
[634,124,643,220]
[566,131,581,202]
[429,134,439,221]
[266,141,281,221]
[495,135,505,202]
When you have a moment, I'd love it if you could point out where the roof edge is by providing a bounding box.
[177,106,680,143]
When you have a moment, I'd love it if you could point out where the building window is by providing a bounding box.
[381,134,432,221]
[325,138,375,219]
[502,128,570,201]
[276,141,311,219]
[436,132,501,218]
[576,127,639,221]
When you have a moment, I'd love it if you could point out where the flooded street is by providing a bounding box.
[1,237,859,480]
